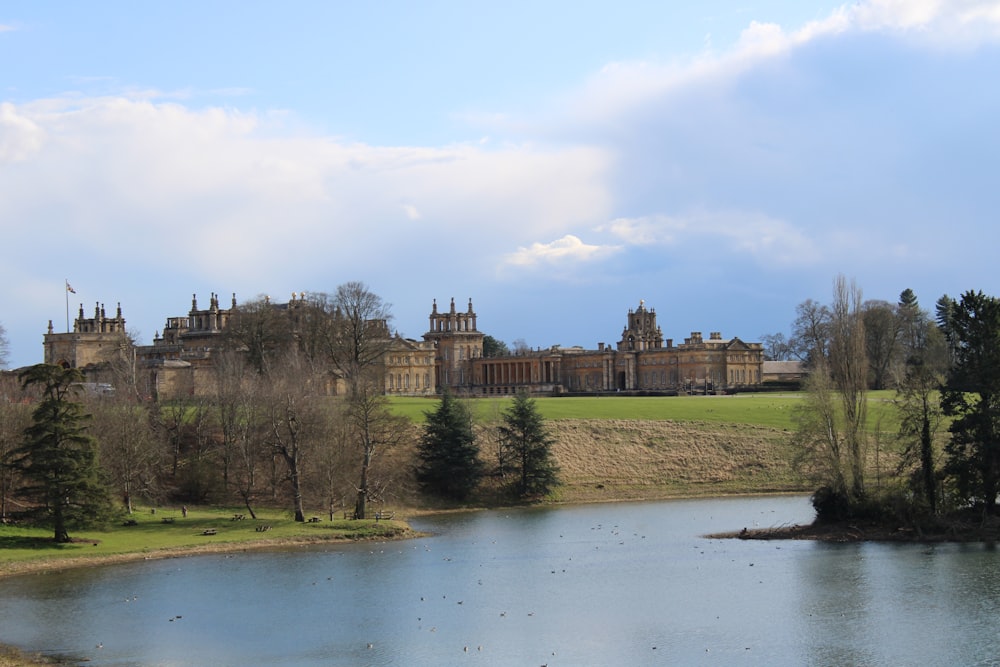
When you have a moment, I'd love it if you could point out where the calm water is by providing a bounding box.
[1,496,999,666]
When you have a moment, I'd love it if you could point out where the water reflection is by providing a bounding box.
[1,497,1000,665]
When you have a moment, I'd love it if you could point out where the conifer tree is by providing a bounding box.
[940,291,1000,514]
[499,391,559,499]
[11,364,115,542]
[416,389,482,500]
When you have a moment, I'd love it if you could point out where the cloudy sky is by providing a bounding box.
[2,1,999,369]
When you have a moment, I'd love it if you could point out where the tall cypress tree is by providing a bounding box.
[416,389,483,501]
[12,364,114,542]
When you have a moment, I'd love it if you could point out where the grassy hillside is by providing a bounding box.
[545,419,804,502]
[392,391,908,504]
[391,391,901,431]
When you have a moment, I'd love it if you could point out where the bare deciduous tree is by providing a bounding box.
[0,373,31,521]
[263,360,330,522]
[87,393,161,514]
[790,299,832,366]
[792,276,870,517]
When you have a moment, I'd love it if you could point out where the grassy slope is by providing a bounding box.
[393,392,904,503]
[547,419,803,502]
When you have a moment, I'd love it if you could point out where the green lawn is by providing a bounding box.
[390,391,903,432]
[0,506,407,574]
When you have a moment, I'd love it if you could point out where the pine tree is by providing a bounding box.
[416,389,483,500]
[11,364,115,542]
[499,391,559,499]
[940,291,1000,514]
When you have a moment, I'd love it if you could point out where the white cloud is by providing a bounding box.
[502,235,622,269]
[0,102,45,161]
[527,0,1000,139]
[0,94,612,304]
[602,212,820,267]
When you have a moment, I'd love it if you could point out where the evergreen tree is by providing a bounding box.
[940,291,1000,514]
[894,289,948,515]
[11,364,115,542]
[499,391,559,499]
[416,389,483,500]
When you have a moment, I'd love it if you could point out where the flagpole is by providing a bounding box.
[65,279,72,333]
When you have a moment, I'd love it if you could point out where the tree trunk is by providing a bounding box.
[919,408,936,514]
[240,490,258,520]
[53,503,70,543]
[289,462,305,522]
[355,449,371,520]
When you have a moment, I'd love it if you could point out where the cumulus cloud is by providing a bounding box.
[502,234,622,270]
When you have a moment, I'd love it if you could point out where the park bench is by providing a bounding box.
[201,528,217,536]
[161,517,175,524]
[255,525,272,532]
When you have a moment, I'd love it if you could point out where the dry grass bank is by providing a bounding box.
[547,419,807,503]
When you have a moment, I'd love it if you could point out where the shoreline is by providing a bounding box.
[709,516,1000,543]
[0,527,424,582]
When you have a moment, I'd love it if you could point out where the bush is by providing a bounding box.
[811,486,851,523]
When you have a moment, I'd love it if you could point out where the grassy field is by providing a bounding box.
[0,506,411,579]
[390,390,903,432]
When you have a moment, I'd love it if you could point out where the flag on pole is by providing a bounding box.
[66,281,76,294]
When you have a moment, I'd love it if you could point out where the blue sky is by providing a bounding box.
[3,1,1000,369]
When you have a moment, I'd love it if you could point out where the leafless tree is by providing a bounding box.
[790,299,832,366]
[223,295,293,376]
[345,368,408,519]
[791,276,870,514]
[828,276,868,499]
[862,300,900,390]
[99,328,144,401]
[262,359,330,522]
[312,399,355,520]
[792,354,847,495]
[0,373,31,521]
[310,282,393,394]
[87,392,161,514]
[212,347,267,516]
[759,332,795,361]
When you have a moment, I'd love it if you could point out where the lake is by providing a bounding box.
[1,496,999,666]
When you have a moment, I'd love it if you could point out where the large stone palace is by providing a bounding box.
[43,293,764,399]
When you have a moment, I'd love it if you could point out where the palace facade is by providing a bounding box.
[43,294,764,400]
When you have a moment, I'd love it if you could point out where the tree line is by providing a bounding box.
[786,276,1000,526]
[0,282,558,542]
